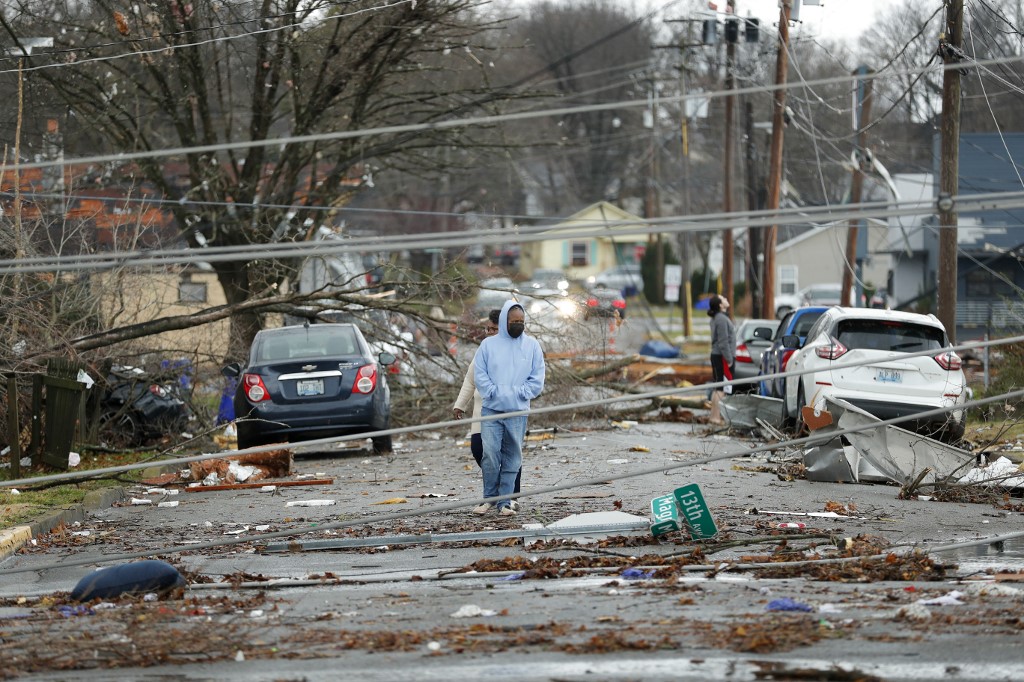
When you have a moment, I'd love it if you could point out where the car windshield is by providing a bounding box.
[835,319,944,353]
[258,327,360,361]
[793,312,823,336]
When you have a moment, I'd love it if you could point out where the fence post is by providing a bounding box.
[29,373,42,468]
[5,376,20,480]
[42,358,86,470]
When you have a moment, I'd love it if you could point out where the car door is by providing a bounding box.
[783,314,831,416]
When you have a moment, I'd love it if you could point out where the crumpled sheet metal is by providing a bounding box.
[803,438,889,484]
[720,394,783,430]
[831,397,973,485]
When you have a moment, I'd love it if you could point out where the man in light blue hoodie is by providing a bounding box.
[473,300,546,516]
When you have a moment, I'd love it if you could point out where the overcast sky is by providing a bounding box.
[719,0,884,43]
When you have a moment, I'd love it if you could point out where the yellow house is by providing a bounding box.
[97,265,236,362]
[519,201,652,282]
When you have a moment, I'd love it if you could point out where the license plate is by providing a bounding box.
[296,379,324,396]
[876,369,902,383]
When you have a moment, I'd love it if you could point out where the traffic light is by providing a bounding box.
[725,18,739,44]
[702,19,718,45]
[744,17,760,43]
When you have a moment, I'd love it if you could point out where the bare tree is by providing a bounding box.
[0,0,519,359]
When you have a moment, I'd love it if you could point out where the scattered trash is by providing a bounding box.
[129,498,152,506]
[629,446,650,453]
[157,501,180,508]
[427,641,442,652]
[620,568,656,580]
[896,602,932,621]
[917,590,964,606]
[959,456,1024,488]
[234,650,245,662]
[451,604,497,618]
[10,489,20,495]
[70,560,186,602]
[777,522,806,530]
[606,458,629,464]
[719,394,784,431]
[766,598,814,612]
[818,603,843,614]
[285,499,336,507]
[371,497,408,505]
[58,605,94,617]
[498,573,524,581]
[610,420,638,430]
[189,449,292,486]
[68,452,81,468]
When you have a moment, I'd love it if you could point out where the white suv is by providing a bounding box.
[781,307,967,442]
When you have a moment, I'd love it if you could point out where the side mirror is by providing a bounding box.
[378,351,397,366]
[781,334,801,349]
[753,327,774,341]
[221,362,241,378]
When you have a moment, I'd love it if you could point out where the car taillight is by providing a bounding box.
[934,351,963,370]
[148,384,168,398]
[353,364,377,394]
[735,343,753,363]
[242,373,270,402]
[587,297,598,307]
[815,337,848,360]
[612,299,625,309]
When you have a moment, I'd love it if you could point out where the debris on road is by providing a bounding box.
[187,448,292,486]
[70,560,186,601]
[184,478,334,493]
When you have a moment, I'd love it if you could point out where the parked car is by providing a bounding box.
[474,277,518,315]
[732,318,780,393]
[223,323,396,453]
[582,288,627,320]
[528,268,570,293]
[781,308,967,442]
[774,283,854,319]
[869,288,890,309]
[759,307,829,399]
[586,264,644,296]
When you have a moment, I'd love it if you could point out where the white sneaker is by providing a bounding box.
[499,506,517,517]
[472,503,493,515]
[509,500,520,512]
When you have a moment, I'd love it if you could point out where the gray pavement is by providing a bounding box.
[3,419,1024,679]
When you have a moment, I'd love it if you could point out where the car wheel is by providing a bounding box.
[97,407,142,449]
[372,434,393,455]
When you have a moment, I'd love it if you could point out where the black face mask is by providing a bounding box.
[508,322,525,338]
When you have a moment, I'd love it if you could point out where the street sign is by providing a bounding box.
[664,283,680,303]
[673,483,718,540]
[649,494,682,537]
[664,264,683,286]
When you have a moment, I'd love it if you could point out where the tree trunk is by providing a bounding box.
[215,261,263,363]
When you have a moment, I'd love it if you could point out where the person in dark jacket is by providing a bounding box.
[707,295,735,423]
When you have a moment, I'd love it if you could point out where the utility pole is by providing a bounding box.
[646,80,664,302]
[721,0,737,316]
[937,0,963,343]
[744,100,763,318]
[762,0,791,320]
[841,67,873,307]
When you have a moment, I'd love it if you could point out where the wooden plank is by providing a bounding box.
[184,478,334,493]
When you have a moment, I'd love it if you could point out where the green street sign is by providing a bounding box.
[649,493,682,537]
[673,483,718,540]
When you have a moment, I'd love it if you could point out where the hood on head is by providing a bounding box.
[497,299,526,339]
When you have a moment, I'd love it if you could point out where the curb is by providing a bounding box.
[0,464,175,562]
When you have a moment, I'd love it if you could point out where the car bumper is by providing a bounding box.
[235,395,388,443]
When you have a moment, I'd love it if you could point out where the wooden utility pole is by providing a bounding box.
[841,67,873,307]
[721,0,737,316]
[646,81,663,302]
[744,100,763,318]
[937,0,963,343]
[762,0,791,320]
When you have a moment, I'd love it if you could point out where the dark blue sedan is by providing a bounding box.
[223,323,396,453]
[758,307,828,398]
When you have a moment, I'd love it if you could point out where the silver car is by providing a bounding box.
[733,318,780,392]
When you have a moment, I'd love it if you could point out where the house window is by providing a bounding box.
[178,280,207,303]
[779,265,798,295]
[570,241,589,266]
[965,267,1015,298]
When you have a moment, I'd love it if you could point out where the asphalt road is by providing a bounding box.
[3,419,1024,680]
